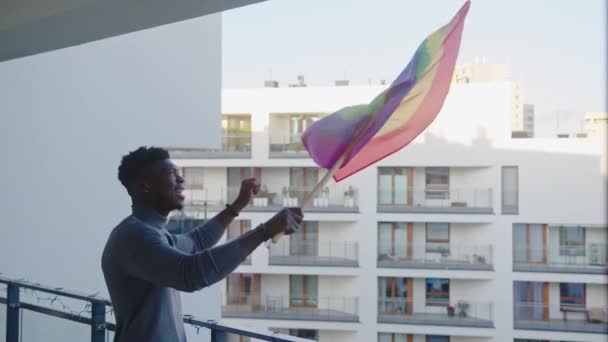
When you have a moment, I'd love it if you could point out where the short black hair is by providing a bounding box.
[118,146,170,191]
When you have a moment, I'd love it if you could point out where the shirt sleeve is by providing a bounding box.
[172,218,225,253]
[119,223,257,292]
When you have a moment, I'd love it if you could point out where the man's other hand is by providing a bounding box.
[233,178,260,210]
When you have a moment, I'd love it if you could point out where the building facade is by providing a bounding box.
[170,83,607,342]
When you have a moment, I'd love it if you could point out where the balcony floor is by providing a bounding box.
[378,313,494,328]
[377,205,493,214]
[513,263,607,275]
[246,204,359,214]
[269,256,358,267]
[378,259,493,271]
[223,307,359,323]
[514,319,608,334]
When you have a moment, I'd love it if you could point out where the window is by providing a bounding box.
[426,336,450,342]
[289,114,319,143]
[226,274,260,305]
[560,283,585,308]
[513,281,547,321]
[559,226,585,256]
[378,277,411,314]
[290,275,317,307]
[513,224,546,264]
[289,329,318,340]
[378,167,411,205]
[425,167,449,199]
[227,220,252,264]
[378,333,411,342]
[290,221,318,256]
[227,334,250,342]
[289,167,319,201]
[426,278,449,306]
[378,222,411,260]
[227,167,261,203]
[502,166,518,214]
[426,223,449,255]
[222,114,251,152]
[166,217,205,234]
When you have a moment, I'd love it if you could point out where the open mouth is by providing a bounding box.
[176,188,185,200]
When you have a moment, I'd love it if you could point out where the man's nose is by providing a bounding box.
[177,174,185,183]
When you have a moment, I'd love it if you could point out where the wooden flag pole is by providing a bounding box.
[270,154,345,243]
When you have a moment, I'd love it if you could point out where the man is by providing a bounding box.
[102,146,302,342]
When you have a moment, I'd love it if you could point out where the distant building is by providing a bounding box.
[453,60,526,137]
[583,112,608,138]
[170,82,608,342]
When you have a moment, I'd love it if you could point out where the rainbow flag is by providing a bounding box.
[302,1,470,181]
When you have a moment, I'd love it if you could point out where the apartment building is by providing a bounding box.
[169,82,607,342]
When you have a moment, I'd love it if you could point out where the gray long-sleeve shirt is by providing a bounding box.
[102,205,254,342]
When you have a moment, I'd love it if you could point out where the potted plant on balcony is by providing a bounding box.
[447,304,455,317]
[282,186,298,206]
[343,185,355,208]
[313,187,330,208]
[253,185,269,207]
[457,300,470,318]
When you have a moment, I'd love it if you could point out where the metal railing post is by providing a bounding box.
[6,283,20,342]
[211,329,228,342]
[91,302,106,342]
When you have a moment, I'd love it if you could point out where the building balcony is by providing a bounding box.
[377,188,493,214]
[269,133,309,158]
[183,185,358,214]
[168,134,252,159]
[378,244,493,271]
[377,298,494,328]
[514,303,608,334]
[269,240,359,267]
[222,295,359,323]
[513,245,607,274]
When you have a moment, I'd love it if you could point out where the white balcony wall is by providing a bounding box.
[0,13,223,342]
[260,274,290,300]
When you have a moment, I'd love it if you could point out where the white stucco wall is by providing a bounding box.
[0,13,223,342]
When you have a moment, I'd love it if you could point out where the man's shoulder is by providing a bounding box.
[111,216,163,242]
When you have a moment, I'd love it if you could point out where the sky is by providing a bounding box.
[222,0,607,137]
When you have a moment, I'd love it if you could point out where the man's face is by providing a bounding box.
[144,159,185,213]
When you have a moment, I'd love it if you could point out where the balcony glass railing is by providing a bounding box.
[377,188,493,213]
[0,276,309,342]
[513,302,608,334]
[513,244,607,273]
[222,294,359,322]
[181,184,358,213]
[269,133,308,156]
[168,134,252,158]
[269,240,358,267]
[377,298,494,328]
[378,244,493,270]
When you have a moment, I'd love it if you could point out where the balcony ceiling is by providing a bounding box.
[0,0,264,62]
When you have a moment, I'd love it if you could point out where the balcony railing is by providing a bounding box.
[0,276,310,342]
[377,188,493,214]
[183,185,358,214]
[222,295,359,322]
[168,134,252,159]
[378,244,493,270]
[514,302,608,334]
[269,240,359,267]
[269,133,309,158]
[513,244,608,274]
[377,298,494,328]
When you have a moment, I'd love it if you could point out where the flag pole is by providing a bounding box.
[270,154,345,243]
